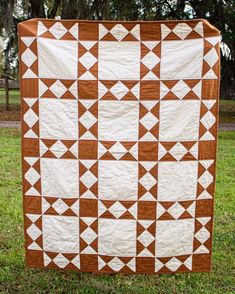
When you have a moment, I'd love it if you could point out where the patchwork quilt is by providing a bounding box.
[19,19,220,274]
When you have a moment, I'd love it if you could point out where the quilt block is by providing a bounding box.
[19,18,220,274]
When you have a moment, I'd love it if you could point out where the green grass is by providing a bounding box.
[0,129,235,293]
[219,100,235,123]
[0,89,21,121]
[0,89,20,105]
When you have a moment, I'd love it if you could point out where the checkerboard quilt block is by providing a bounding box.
[19,19,220,274]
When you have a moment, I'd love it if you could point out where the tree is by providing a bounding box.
[0,0,18,110]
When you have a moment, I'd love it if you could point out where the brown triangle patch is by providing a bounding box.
[100,152,116,161]
[90,182,98,196]
[121,211,134,219]
[42,89,56,98]
[149,185,157,198]
[79,124,88,137]
[199,123,208,138]
[90,62,98,78]
[46,251,58,260]
[160,153,176,161]
[61,31,76,40]
[62,208,76,216]
[180,211,192,219]
[122,91,138,101]
[45,207,58,215]
[122,33,137,41]
[138,184,148,199]
[60,150,77,159]
[80,239,88,251]
[79,162,88,175]
[186,30,202,39]
[61,140,76,149]
[195,220,203,233]
[30,61,38,75]
[89,43,98,57]
[158,211,174,220]
[141,43,150,58]
[79,43,88,56]
[148,222,156,235]
[140,63,150,79]
[43,150,56,158]
[193,237,202,251]
[101,91,118,100]
[78,63,87,77]
[35,235,43,248]
[33,180,41,194]
[79,182,88,196]
[40,31,55,39]
[61,90,75,99]
[90,238,98,252]
[152,43,161,56]
[204,40,214,55]
[137,240,145,254]
[65,263,79,271]
[101,32,117,41]
[202,60,211,76]
[165,31,181,40]
[120,153,136,161]
[79,219,88,232]
[139,104,149,119]
[139,124,148,139]
[152,63,160,78]
[160,201,174,210]
[29,40,38,55]
[184,90,200,100]
[163,80,179,89]
[147,241,155,255]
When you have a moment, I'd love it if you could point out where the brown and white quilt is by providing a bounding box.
[19,19,220,274]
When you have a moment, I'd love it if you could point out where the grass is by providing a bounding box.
[219,100,235,123]
[0,89,20,105]
[0,89,21,121]
[0,89,235,123]
[0,128,235,293]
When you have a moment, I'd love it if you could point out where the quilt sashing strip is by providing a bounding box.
[19,18,220,274]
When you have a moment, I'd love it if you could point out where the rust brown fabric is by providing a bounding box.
[19,18,220,274]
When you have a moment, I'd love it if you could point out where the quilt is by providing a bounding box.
[19,18,220,274]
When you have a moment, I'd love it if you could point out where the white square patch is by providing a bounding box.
[39,99,78,140]
[155,219,194,257]
[98,219,136,256]
[159,100,200,141]
[158,161,198,201]
[98,101,139,141]
[41,158,79,198]
[160,39,203,79]
[38,38,78,79]
[43,215,79,253]
[99,160,138,201]
[99,41,140,80]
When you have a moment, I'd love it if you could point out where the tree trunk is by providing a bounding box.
[29,0,46,18]
[48,0,61,18]
[5,75,9,111]
[4,46,10,111]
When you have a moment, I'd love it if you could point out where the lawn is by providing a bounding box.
[0,89,235,123]
[0,89,20,121]
[219,99,235,123]
[0,128,235,293]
